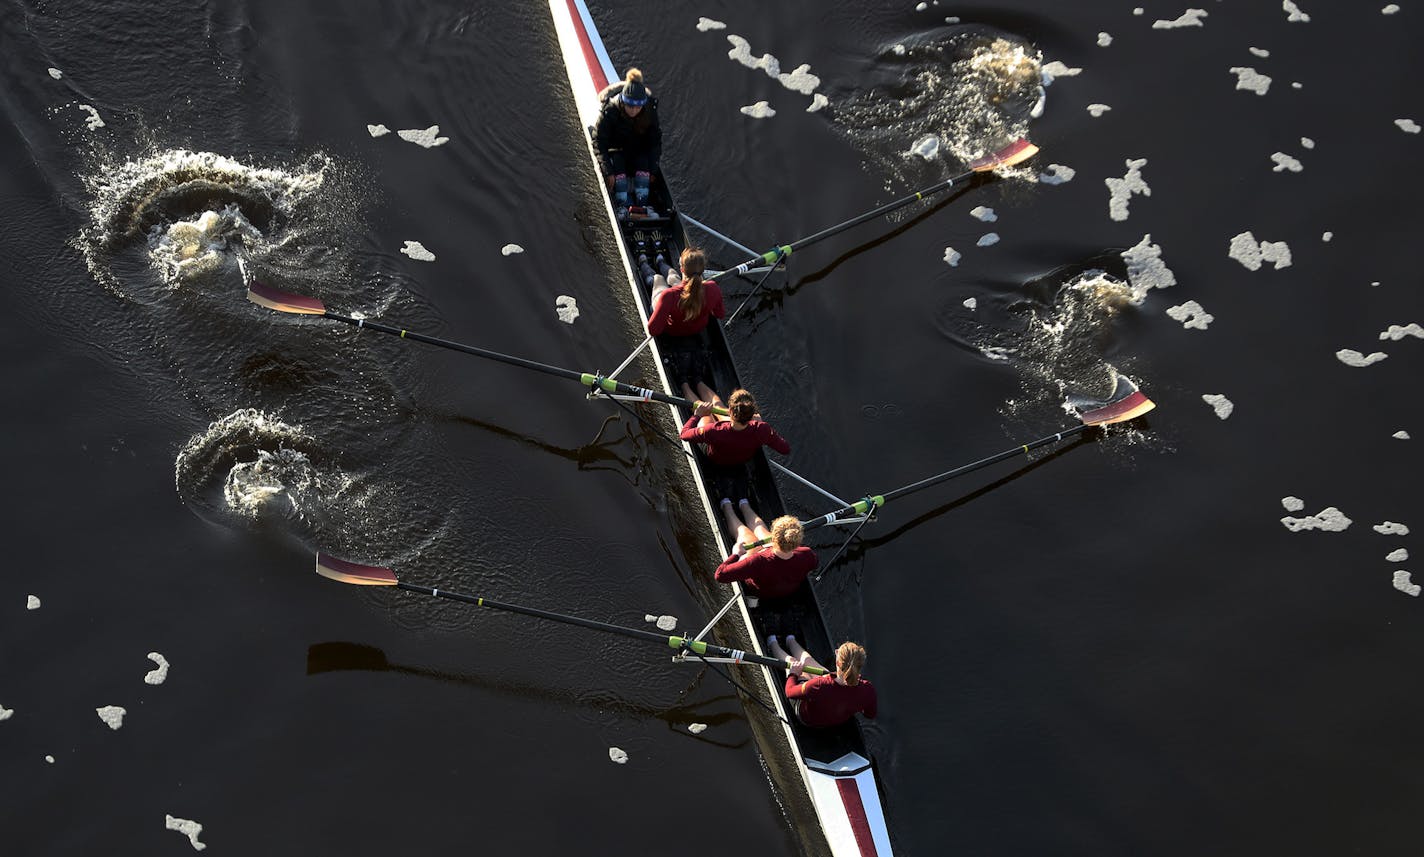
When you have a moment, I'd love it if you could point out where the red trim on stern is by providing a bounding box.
[563,0,609,92]
[835,778,879,856]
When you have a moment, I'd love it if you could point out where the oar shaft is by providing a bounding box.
[394,582,819,674]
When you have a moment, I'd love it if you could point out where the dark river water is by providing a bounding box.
[2,1,1421,855]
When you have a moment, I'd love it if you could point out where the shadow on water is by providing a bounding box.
[306,642,751,749]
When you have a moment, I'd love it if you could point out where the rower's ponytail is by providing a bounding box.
[836,642,866,685]
[678,247,706,321]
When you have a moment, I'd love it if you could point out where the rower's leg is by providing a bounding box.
[719,498,754,547]
[681,382,718,428]
[696,382,731,423]
[738,499,771,542]
[766,636,794,667]
[784,635,828,674]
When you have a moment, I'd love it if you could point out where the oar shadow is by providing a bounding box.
[437,410,640,472]
[720,181,982,332]
[305,641,751,748]
[810,435,1092,592]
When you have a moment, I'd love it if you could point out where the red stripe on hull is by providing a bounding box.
[836,778,879,856]
[562,0,609,92]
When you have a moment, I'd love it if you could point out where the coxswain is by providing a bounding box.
[594,68,662,220]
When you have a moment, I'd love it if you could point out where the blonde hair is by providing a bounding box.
[678,247,706,321]
[626,68,643,85]
[728,389,757,423]
[770,516,803,552]
[836,642,866,685]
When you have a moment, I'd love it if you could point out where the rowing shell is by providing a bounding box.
[547,2,895,855]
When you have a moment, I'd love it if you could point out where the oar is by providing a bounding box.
[709,137,1039,279]
[313,553,827,675]
[247,282,728,415]
[746,376,1155,547]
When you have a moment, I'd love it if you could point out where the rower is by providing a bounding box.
[680,387,790,495]
[594,68,662,221]
[768,638,878,728]
[715,501,817,601]
[640,247,725,336]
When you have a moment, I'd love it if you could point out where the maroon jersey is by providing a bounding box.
[679,417,791,466]
[648,280,725,337]
[714,546,817,598]
[785,674,878,728]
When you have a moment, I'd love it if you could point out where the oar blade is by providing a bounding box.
[248,281,328,315]
[1071,375,1157,425]
[315,553,399,586]
[968,138,1039,172]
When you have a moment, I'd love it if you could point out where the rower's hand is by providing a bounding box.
[788,658,805,676]
[693,401,711,417]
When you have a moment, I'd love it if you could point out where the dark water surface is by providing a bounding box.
[3,1,1422,855]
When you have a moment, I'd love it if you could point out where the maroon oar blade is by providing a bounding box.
[1072,374,1157,426]
[247,281,328,315]
[968,138,1039,172]
[315,553,399,586]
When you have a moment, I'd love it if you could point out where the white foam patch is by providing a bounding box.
[144,652,170,685]
[807,93,829,113]
[501,243,524,256]
[1282,496,1305,512]
[1040,164,1076,185]
[1281,507,1351,532]
[963,297,977,310]
[1375,521,1410,535]
[1249,47,1271,58]
[943,247,962,266]
[1134,7,1145,13]
[0,705,12,721]
[696,17,726,31]
[1228,231,1292,270]
[1379,322,1423,340]
[1387,549,1410,563]
[165,815,207,851]
[1292,81,1303,89]
[1394,430,1411,440]
[916,2,927,10]
[970,206,998,222]
[740,101,776,119]
[725,36,821,96]
[1322,232,1333,242]
[1383,4,1401,13]
[1271,152,1303,172]
[78,104,105,130]
[1201,393,1234,419]
[1335,349,1388,367]
[609,746,629,764]
[1123,234,1177,293]
[399,241,435,262]
[1393,571,1421,596]
[893,44,906,56]
[981,345,1014,361]
[555,295,580,324]
[1088,104,1112,117]
[944,16,961,23]
[27,595,40,610]
[688,723,708,734]
[655,615,677,631]
[1229,67,1272,95]
[1167,300,1214,330]
[1106,158,1150,221]
[977,232,1000,247]
[148,206,261,285]
[48,67,63,79]
[1371,281,1382,287]
[1301,137,1315,148]
[397,125,449,147]
[367,124,390,138]
[97,705,126,730]
[45,755,54,763]
[909,135,940,160]
[1098,32,1114,47]
[1283,1,1311,23]
[1153,9,1209,28]
[1396,119,1421,134]
[1040,61,1082,83]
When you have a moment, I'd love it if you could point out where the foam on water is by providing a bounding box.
[1383,4,1401,14]
[977,232,1000,247]
[909,135,940,159]
[1374,522,1410,535]
[1153,9,1208,29]
[688,723,708,734]
[1230,67,1272,96]
[27,595,40,610]
[1322,232,1333,242]
[47,67,63,79]
[367,124,390,137]
[97,705,127,730]
[724,35,822,98]
[1040,164,1076,185]
[149,205,262,285]
[1392,571,1420,596]
[145,652,170,685]
[1394,430,1411,440]
[1280,507,1352,532]
[1202,393,1233,419]
[1335,349,1388,367]
[400,240,435,261]
[1167,300,1213,330]
[1123,234,1177,295]
[1282,496,1305,512]
[1250,47,1271,58]
[1040,61,1081,82]
[1271,153,1304,172]
[943,247,962,266]
[1098,33,1113,47]
[609,747,629,764]
[1379,323,1423,340]
[165,815,207,851]
[1106,158,1150,221]
[807,94,829,113]
[0,705,12,721]
[78,104,105,130]
[1283,1,1312,23]
[556,295,580,323]
[970,206,997,222]
[502,243,525,256]
[397,125,449,147]
[1387,549,1409,562]
[696,17,726,32]
[1301,137,1315,148]
[963,297,977,310]
[741,101,776,119]
[1228,231,1292,270]
[1088,104,1112,117]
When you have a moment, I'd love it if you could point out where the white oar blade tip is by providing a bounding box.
[247,281,327,315]
[315,553,399,586]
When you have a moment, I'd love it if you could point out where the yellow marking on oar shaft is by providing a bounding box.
[1023,444,1029,453]
[401,330,408,338]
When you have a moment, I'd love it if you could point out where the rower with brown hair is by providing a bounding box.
[640,246,725,338]
[768,638,878,728]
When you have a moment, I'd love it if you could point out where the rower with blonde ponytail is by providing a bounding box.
[641,246,725,337]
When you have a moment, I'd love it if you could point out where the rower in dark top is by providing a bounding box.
[639,247,725,338]
[594,67,662,221]
[679,387,791,467]
[715,501,817,599]
[768,638,878,728]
